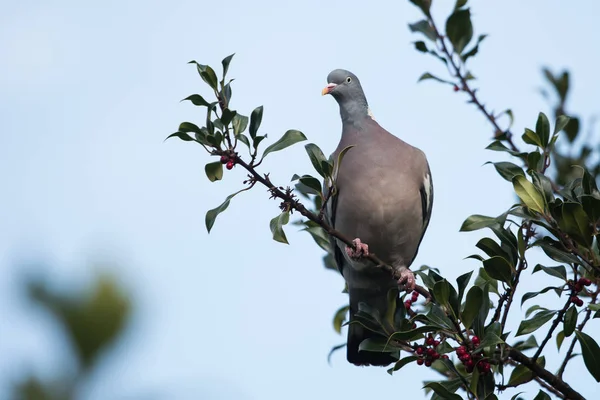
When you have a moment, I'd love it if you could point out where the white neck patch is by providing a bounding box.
[367,107,375,120]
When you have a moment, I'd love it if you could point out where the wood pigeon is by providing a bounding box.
[322,69,434,366]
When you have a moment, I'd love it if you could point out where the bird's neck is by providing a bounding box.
[339,99,369,127]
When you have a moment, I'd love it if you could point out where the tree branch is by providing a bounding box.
[532,295,572,362]
[508,348,585,400]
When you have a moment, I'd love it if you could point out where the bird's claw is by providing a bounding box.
[397,268,416,293]
[345,238,369,260]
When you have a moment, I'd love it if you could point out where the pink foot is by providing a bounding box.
[397,267,416,292]
[345,238,369,260]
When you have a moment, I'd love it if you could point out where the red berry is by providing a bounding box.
[411,292,419,301]
[574,283,583,292]
[425,360,432,367]
[442,354,449,359]
[456,346,466,356]
[466,365,474,373]
[416,347,424,355]
[433,340,440,347]
[427,348,435,356]
[433,352,440,360]
[460,354,471,362]
[417,358,424,365]
[425,336,434,345]
[580,278,592,286]
[576,297,584,307]
[226,161,234,170]
[404,300,412,309]
[453,85,460,92]
[220,155,228,164]
[465,359,474,369]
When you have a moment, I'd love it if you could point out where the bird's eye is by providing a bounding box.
[346,76,352,83]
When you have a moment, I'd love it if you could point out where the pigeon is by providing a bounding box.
[322,69,433,366]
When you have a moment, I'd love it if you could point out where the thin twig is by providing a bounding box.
[532,295,572,362]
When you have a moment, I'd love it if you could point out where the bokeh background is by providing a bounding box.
[2,0,599,398]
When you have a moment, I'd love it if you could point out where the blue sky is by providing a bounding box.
[1,0,600,398]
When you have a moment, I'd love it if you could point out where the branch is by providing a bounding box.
[557,290,599,378]
[532,294,572,362]
[508,348,585,400]
[231,153,432,298]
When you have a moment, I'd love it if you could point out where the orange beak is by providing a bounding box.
[321,83,337,96]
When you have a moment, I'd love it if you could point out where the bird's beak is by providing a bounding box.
[322,83,337,96]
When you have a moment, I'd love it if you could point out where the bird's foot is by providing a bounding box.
[345,238,369,260]
[396,267,416,293]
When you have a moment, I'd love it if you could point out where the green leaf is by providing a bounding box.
[461,286,483,330]
[232,114,249,136]
[408,20,436,41]
[333,145,355,181]
[564,305,577,337]
[560,202,593,247]
[486,140,523,157]
[236,134,250,148]
[531,172,554,205]
[522,128,542,147]
[446,8,473,54]
[489,161,525,182]
[528,151,542,171]
[516,310,555,336]
[433,280,451,309]
[221,108,237,126]
[513,335,539,351]
[327,343,346,364]
[182,94,210,107]
[521,286,562,306]
[535,112,551,147]
[189,62,219,91]
[512,175,546,214]
[305,143,328,178]
[556,330,566,350]
[535,239,581,264]
[221,53,235,81]
[456,271,473,304]
[462,34,487,62]
[532,264,567,281]
[262,130,307,159]
[417,72,452,85]
[333,305,349,334]
[532,390,551,400]
[423,382,462,400]
[460,214,497,231]
[204,162,223,182]
[291,174,322,195]
[387,325,440,341]
[479,331,504,349]
[249,106,263,139]
[165,132,195,142]
[426,304,455,331]
[476,237,510,260]
[358,338,400,353]
[483,256,513,284]
[269,211,290,244]
[205,190,245,233]
[575,331,600,382]
[414,41,428,53]
[554,115,570,135]
[387,356,419,375]
[455,0,468,9]
[408,0,432,17]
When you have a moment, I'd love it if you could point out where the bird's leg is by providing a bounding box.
[345,238,369,260]
[396,266,416,293]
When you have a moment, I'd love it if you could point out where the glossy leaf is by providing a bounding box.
[462,286,483,330]
[508,357,545,386]
[387,356,419,376]
[535,112,551,147]
[516,310,555,336]
[456,271,473,303]
[423,382,462,400]
[446,8,473,54]
[462,34,487,62]
[477,237,510,260]
[269,211,290,244]
[205,162,223,182]
[523,128,542,147]
[521,286,562,306]
[556,330,566,350]
[408,20,436,41]
[513,335,539,351]
[575,331,600,382]
[554,115,571,135]
[460,214,497,231]
[221,53,234,80]
[532,264,567,280]
[564,305,577,337]
[261,130,307,159]
[512,175,545,214]
[305,143,328,178]
[426,305,455,331]
[560,202,593,247]
[249,106,263,139]
[414,41,428,53]
[489,161,525,182]
[388,325,440,341]
[165,132,195,142]
[232,114,249,136]
[333,145,355,181]
[291,174,322,195]
[182,94,210,107]
[332,305,349,334]
[221,108,237,126]
[532,390,551,400]
[205,190,245,233]
[483,256,513,284]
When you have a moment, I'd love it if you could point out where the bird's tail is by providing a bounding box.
[347,286,400,366]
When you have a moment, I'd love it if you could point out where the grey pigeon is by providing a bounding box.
[322,69,433,366]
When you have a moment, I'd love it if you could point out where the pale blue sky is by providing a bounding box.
[1,0,600,399]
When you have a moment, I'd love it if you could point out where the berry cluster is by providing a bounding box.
[404,291,419,310]
[220,154,236,170]
[456,336,491,375]
[414,335,449,367]
[570,277,592,307]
